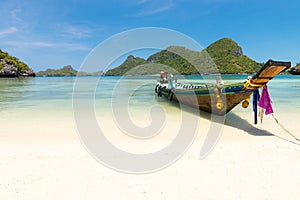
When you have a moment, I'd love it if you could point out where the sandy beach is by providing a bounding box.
[1,0,300,198]
[1,106,300,200]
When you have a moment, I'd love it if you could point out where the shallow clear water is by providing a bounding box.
[0,75,299,124]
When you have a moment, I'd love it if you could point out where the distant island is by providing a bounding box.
[105,38,263,76]
[289,63,300,75]
[0,49,35,77]
[36,65,103,77]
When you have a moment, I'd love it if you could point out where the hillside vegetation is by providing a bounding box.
[105,55,147,76]
[206,38,262,74]
[105,38,263,75]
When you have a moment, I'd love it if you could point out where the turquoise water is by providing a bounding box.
[0,75,299,122]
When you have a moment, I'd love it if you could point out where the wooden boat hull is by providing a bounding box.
[159,85,252,115]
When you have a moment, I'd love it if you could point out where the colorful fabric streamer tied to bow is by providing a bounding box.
[258,85,274,123]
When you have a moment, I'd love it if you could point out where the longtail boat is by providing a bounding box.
[155,59,291,115]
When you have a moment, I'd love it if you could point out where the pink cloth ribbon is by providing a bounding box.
[258,85,273,115]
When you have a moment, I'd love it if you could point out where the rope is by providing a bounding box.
[272,114,300,141]
[258,115,300,146]
[244,79,264,88]
[272,132,300,146]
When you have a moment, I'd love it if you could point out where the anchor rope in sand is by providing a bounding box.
[272,114,300,141]
[271,132,300,146]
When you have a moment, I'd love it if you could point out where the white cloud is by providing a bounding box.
[61,43,92,51]
[136,0,151,5]
[10,8,22,23]
[135,0,173,16]
[5,41,54,47]
[55,23,106,40]
[0,27,18,38]
[4,40,91,51]
[139,4,173,16]
[60,24,92,39]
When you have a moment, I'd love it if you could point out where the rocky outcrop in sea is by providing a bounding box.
[0,58,35,78]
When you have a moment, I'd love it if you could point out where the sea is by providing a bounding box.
[0,75,299,135]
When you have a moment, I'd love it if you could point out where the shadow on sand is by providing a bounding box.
[157,96,273,137]
[224,112,273,136]
[182,104,300,145]
[174,102,274,137]
[158,98,300,145]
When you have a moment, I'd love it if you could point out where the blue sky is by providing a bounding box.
[0,0,299,71]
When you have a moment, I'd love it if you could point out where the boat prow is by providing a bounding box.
[244,59,291,90]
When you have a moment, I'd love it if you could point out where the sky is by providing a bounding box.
[0,0,299,71]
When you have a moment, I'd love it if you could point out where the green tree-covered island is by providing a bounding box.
[105,38,263,75]
[36,65,103,77]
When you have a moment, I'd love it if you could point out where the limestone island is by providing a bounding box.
[0,49,35,77]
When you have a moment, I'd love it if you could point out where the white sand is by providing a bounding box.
[1,110,300,199]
